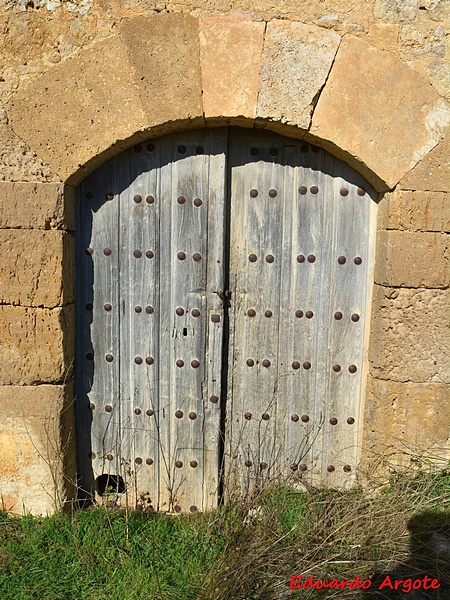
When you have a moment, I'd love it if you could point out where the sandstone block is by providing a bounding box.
[257,20,340,129]
[362,377,450,469]
[119,14,203,126]
[311,36,450,190]
[0,382,76,515]
[0,230,75,307]
[399,133,450,192]
[0,305,75,385]
[375,230,450,288]
[378,190,450,232]
[8,35,148,183]
[369,285,450,384]
[0,123,58,184]
[199,17,264,119]
[0,183,76,231]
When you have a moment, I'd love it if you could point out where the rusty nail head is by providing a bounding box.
[333,364,341,372]
[301,415,309,423]
[191,309,200,317]
[262,359,271,368]
[134,408,141,415]
[178,145,186,154]
[177,196,186,205]
[249,254,257,262]
[135,305,142,313]
[247,309,256,317]
[335,312,343,320]
[211,314,220,323]
[190,460,198,468]
[146,409,154,416]
[105,405,112,413]
[338,256,346,264]
[133,250,142,258]
[135,457,143,465]
[265,310,273,318]
[290,464,298,471]
[343,465,352,472]
[340,188,349,197]
[310,186,319,194]
[351,314,360,322]
[349,365,357,373]
[146,250,154,259]
[107,454,113,461]
[347,417,355,425]
[105,354,114,362]
[210,395,219,404]
[176,307,185,316]
[89,403,95,411]
[250,189,258,198]
[86,247,94,255]
[297,254,305,263]
[269,189,277,198]
[303,361,312,370]
[145,356,154,365]
[89,452,96,459]
[292,361,300,370]
[191,360,200,369]
[244,412,252,420]
[262,413,270,421]
[176,359,184,367]
[134,356,143,365]
[134,194,142,203]
[146,305,154,314]
[106,193,114,201]
[307,254,316,263]
[299,464,307,472]
[196,146,204,154]
[298,186,307,195]
[190,506,198,512]
[260,462,268,470]
[86,352,94,360]
[194,198,202,207]
[174,505,182,512]
[266,254,274,263]
[330,417,338,425]
[193,253,202,262]
[189,412,197,420]
[146,458,153,465]
[305,311,314,319]
[177,252,186,260]
[246,359,254,367]
[175,410,183,418]
[175,461,183,468]
[357,188,366,196]
[245,460,253,467]
[291,414,299,422]
[295,310,304,318]
[327,465,335,473]
[146,195,154,204]
[354,256,362,265]
[104,248,112,256]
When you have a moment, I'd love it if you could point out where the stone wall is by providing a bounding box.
[0,0,449,513]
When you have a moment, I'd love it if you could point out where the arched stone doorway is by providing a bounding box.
[75,127,377,511]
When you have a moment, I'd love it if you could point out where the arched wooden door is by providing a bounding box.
[75,128,377,511]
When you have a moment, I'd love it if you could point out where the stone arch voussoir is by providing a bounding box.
[7,13,450,192]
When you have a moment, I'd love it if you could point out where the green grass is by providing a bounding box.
[1,468,450,600]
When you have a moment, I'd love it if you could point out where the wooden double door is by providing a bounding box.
[75,128,377,511]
